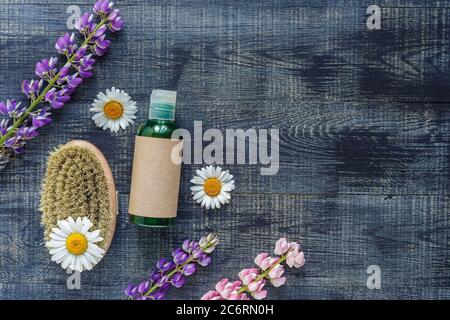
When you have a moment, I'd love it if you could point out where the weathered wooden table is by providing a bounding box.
[1,0,450,300]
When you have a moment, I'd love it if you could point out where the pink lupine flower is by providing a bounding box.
[238,268,259,285]
[200,290,250,300]
[268,264,284,278]
[286,243,305,268]
[255,253,279,271]
[215,278,229,292]
[254,252,269,267]
[248,279,267,300]
[268,264,286,287]
[247,279,263,291]
[274,237,290,255]
[261,256,279,271]
[203,238,305,300]
[239,268,268,299]
[201,290,222,300]
[215,279,242,299]
[270,275,286,287]
[228,292,250,300]
[290,242,300,251]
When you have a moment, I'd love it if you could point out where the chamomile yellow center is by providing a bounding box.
[103,101,124,119]
[204,178,222,197]
[66,233,88,255]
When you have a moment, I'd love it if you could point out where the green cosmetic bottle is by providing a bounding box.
[128,90,182,227]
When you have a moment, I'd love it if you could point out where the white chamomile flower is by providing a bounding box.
[190,165,235,210]
[45,217,105,272]
[90,87,137,132]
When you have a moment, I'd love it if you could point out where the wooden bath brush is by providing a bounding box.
[40,140,117,272]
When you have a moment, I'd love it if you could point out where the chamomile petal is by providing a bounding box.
[196,169,207,180]
[191,176,206,185]
[191,185,205,192]
[193,190,205,200]
[213,197,221,209]
[222,191,231,200]
[51,249,68,262]
[217,193,226,204]
[57,220,73,235]
[81,217,93,233]
[80,255,92,271]
[49,246,67,255]
[62,254,74,270]
[52,227,68,238]
[46,240,66,248]
[50,233,66,242]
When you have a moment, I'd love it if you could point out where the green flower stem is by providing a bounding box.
[0,18,108,146]
[142,240,217,298]
[237,254,288,295]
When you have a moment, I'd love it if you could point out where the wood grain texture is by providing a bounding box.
[1,0,450,299]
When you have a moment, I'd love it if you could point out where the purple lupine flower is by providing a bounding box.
[182,240,199,252]
[4,126,39,154]
[171,273,186,288]
[74,46,88,61]
[197,253,212,267]
[78,57,95,78]
[58,73,83,89]
[75,13,95,34]
[160,282,171,292]
[191,246,204,259]
[150,270,162,283]
[94,0,114,15]
[17,126,39,140]
[124,284,138,298]
[58,63,71,79]
[22,79,44,99]
[156,258,175,272]
[183,263,196,276]
[55,33,78,55]
[4,137,23,154]
[31,108,52,128]
[107,9,124,32]
[138,280,151,294]
[92,34,110,56]
[171,247,183,257]
[72,47,96,78]
[57,70,79,95]
[94,25,108,38]
[125,234,219,300]
[0,100,25,118]
[150,292,166,300]
[0,1,123,169]
[44,88,71,109]
[173,249,189,265]
[156,275,169,287]
[0,119,10,137]
[35,57,58,79]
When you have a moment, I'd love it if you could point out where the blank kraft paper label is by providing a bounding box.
[129,136,183,218]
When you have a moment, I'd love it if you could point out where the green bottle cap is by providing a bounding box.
[149,89,177,121]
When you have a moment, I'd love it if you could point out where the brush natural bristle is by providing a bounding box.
[40,144,113,250]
